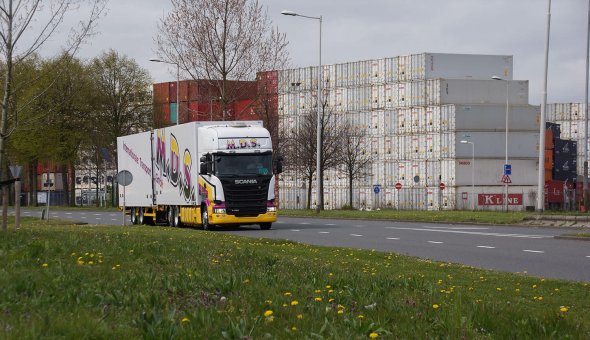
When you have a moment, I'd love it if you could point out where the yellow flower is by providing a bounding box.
[314,297,322,302]
[265,316,274,323]
[369,332,379,338]
[432,304,440,309]
[337,310,344,314]
[291,326,297,331]
[496,288,502,291]
[291,300,299,306]
[532,284,537,289]
[328,289,334,293]
[265,300,272,305]
[284,292,292,296]
[264,310,273,317]
[315,289,322,293]
[88,261,94,265]
[282,303,288,307]
[297,314,303,319]
[560,306,569,313]
[326,285,331,289]
[328,298,335,303]
[358,315,365,319]
[181,317,189,323]
[243,279,250,284]
[41,263,48,267]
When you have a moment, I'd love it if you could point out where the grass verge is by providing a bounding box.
[0,219,588,338]
[280,209,528,225]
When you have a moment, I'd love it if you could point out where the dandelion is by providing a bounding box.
[264,310,273,317]
[243,279,250,284]
[297,314,303,319]
[314,297,322,302]
[42,263,48,267]
[432,304,440,309]
[337,310,344,315]
[181,317,189,323]
[326,285,331,289]
[532,284,537,289]
[496,288,502,291]
[369,332,379,338]
[315,289,322,293]
[284,292,292,296]
[291,326,297,331]
[88,261,94,265]
[560,306,569,313]
[291,300,299,306]
[328,298,335,303]
[282,303,288,307]
[358,315,365,319]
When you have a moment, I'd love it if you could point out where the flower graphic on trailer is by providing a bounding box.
[181,149,196,202]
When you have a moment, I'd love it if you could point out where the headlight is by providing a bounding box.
[214,208,226,214]
[267,206,276,212]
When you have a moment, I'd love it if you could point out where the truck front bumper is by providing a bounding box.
[209,212,277,225]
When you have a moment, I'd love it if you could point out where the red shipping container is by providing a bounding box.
[188,80,200,101]
[168,82,177,103]
[188,101,199,122]
[234,99,255,120]
[153,83,169,104]
[179,101,189,124]
[37,161,60,174]
[545,128,553,150]
[544,150,553,170]
[179,80,189,102]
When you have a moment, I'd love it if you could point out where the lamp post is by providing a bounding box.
[584,0,590,210]
[492,76,510,212]
[149,58,180,125]
[281,10,323,213]
[537,0,552,212]
[460,140,475,210]
[9,165,22,228]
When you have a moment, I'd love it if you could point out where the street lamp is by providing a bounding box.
[281,10,323,213]
[492,75,510,212]
[149,58,180,125]
[460,140,475,210]
[537,0,552,212]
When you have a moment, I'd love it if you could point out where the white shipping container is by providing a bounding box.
[444,131,539,159]
[435,104,539,132]
[452,158,538,186]
[425,79,529,106]
[371,58,386,84]
[384,56,398,83]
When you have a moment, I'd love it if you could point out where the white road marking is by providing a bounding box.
[477,246,496,249]
[350,234,363,237]
[319,231,330,234]
[354,225,365,228]
[384,226,551,239]
[586,256,590,258]
[111,219,118,221]
[386,237,400,240]
[65,212,72,215]
[81,216,87,219]
[428,241,443,244]
[290,229,301,232]
[299,222,310,225]
[325,223,336,226]
[276,221,285,224]
[523,250,545,254]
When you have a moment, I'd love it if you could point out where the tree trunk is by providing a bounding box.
[306,176,312,210]
[61,165,69,206]
[349,174,354,209]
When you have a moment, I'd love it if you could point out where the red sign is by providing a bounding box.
[395,182,402,190]
[439,183,446,190]
[478,194,523,206]
[501,175,512,184]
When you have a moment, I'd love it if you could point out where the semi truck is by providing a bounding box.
[116,121,281,230]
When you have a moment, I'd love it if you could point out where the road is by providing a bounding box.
[19,209,590,282]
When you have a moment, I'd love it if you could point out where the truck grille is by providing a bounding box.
[220,177,271,217]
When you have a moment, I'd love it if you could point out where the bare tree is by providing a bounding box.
[0,0,105,229]
[339,120,375,209]
[156,0,289,120]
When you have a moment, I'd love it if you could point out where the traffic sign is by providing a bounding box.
[395,182,402,190]
[501,175,512,184]
[373,184,381,194]
[504,164,512,175]
[117,170,133,186]
[439,182,446,190]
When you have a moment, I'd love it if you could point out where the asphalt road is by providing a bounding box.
[19,209,590,282]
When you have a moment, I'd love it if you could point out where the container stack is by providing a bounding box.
[544,122,579,208]
[277,53,540,211]
[546,103,588,180]
[152,80,258,127]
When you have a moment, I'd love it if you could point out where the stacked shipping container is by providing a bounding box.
[278,53,540,211]
[152,80,259,127]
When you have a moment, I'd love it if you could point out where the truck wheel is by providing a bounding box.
[138,208,145,225]
[130,207,137,225]
[202,207,213,231]
[260,223,272,230]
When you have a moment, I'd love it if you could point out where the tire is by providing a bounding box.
[130,207,137,225]
[260,223,272,230]
[138,208,145,225]
[167,207,174,227]
[173,206,182,227]
[202,206,213,231]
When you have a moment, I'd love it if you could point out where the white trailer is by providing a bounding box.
[117,121,281,229]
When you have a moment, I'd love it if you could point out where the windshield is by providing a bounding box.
[214,153,272,176]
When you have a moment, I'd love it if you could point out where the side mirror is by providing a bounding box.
[200,163,208,175]
[200,156,207,162]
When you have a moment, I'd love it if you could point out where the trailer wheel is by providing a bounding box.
[173,206,182,227]
[130,207,138,225]
[138,208,145,225]
[167,207,174,227]
[260,222,272,230]
[202,206,213,231]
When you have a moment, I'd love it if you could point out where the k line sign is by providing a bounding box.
[478,194,523,206]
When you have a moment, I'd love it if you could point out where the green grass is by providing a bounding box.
[1,218,589,338]
[560,233,590,238]
[280,209,528,225]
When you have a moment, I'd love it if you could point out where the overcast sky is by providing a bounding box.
[58,0,588,105]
